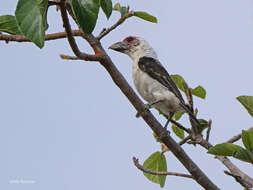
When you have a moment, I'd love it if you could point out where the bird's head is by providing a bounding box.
[109,36,157,62]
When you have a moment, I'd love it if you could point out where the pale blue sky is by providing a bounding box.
[1,0,253,190]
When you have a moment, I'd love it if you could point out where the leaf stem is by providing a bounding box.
[132,157,193,178]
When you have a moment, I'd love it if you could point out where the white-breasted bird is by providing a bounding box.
[109,36,199,129]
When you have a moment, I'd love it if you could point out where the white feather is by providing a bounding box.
[127,38,185,115]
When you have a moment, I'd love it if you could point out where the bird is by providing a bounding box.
[109,36,200,130]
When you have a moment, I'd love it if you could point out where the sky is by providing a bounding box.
[1,0,253,190]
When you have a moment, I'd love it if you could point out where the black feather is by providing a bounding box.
[138,56,201,129]
[138,56,185,104]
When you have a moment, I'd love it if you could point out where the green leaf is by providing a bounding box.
[100,0,112,19]
[113,3,129,17]
[133,11,157,23]
[242,130,253,151]
[197,119,208,133]
[15,0,48,48]
[0,15,21,35]
[119,6,129,17]
[71,0,100,34]
[170,74,188,93]
[192,85,206,99]
[172,125,184,139]
[233,149,253,163]
[113,3,121,11]
[237,96,253,117]
[173,112,184,121]
[207,143,244,156]
[143,152,167,187]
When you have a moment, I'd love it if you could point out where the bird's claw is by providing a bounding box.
[136,104,151,118]
[157,130,170,141]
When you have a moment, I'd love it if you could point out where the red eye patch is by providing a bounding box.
[123,36,136,43]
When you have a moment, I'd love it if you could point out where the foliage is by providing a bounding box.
[100,0,112,19]
[170,74,189,93]
[1,0,253,188]
[0,0,157,48]
[172,125,184,139]
[15,0,48,48]
[208,130,253,164]
[192,86,206,99]
[237,96,253,117]
[72,0,100,34]
[208,96,253,164]
[143,152,167,187]
[0,15,21,35]
[133,11,157,23]
[171,74,206,99]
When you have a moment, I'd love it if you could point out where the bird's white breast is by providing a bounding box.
[132,62,184,115]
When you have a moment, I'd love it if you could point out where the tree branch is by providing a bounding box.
[64,1,103,55]
[206,120,212,142]
[168,120,253,188]
[170,119,191,134]
[185,88,199,135]
[60,54,80,60]
[59,2,102,62]
[48,1,61,6]
[161,135,191,153]
[133,157,193,179]
[97,12,134,40]
[186,88,194,112]
[0,30,82,43]
[226,133,242,144]
[179,135,192,145]
[59,1,220,189]
[2,0,252,189]
[224,171,251,190]
[198,138,253,188]
[226,127,253,143]
[95,47,220,190]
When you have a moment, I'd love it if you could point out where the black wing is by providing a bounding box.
[138,56,185,104]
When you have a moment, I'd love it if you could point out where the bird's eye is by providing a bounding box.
[126,37,134,42]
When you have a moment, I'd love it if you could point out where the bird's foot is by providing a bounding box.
[136,104,151,118]
[157,130,170,142]
[163,112,174,130]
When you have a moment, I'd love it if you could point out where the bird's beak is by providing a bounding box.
[109,41,128,52]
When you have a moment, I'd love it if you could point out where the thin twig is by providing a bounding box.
[99,48,220,190]
[97,12,134,40]
[59,0,102,61]
[206,120,212,142]
[132,157,193,179]
[65,1,78,24]
[185,88,200,136]
[64,2,102,55]
[60,54,80,60]
[170,119,191,134]
[226,133,242,143]
[224,171,252,189]
[179,135,192,146]
[48,1,61,6]
[226,128,253,143]
[194,107,198,116]
[161,135,191,153]
[197,137,253,188]
[186,88,194,112]
[0,30,82,43]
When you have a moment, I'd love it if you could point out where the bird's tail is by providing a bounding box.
[180,103,201,134]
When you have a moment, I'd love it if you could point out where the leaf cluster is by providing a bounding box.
[143,152,167,187]
[169,74,207,139]
[208,96,253,164]
[208,129,253,164]
[0,0,157,48]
